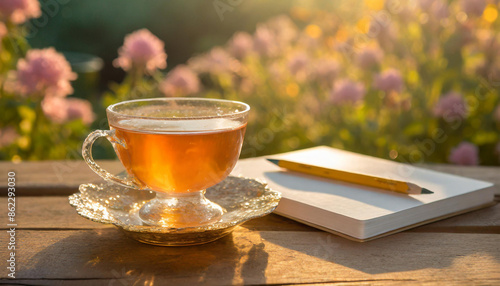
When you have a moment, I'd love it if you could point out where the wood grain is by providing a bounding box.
[0,160,123,196]
[0,229,498,285]
[0,161,498,285]
[0,197,498,233]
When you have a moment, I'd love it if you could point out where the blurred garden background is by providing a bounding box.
[0,0,499,166]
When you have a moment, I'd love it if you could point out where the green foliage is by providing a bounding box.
[0,24,93,161]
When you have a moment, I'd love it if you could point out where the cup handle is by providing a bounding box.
[82,129,144,189]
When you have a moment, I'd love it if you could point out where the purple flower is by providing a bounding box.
[355,46,383,69]
[113,29,167,73]
[374,69,404,93]
[312,59,339,84]
[188,47,240,74]
[330,79,366,105]
[0,0,41,24]
[460,0,487,17]
[431,0,449,20]
[228,32,253,59]
[419,0,449,19]
[287,52,309,76]
[369,18,396,46]
[448,142,479,166]
[266,15,298,46]
[7,48,77,98]
[160,65,200,97]
[433,92,468,120]
[253,25,277,57]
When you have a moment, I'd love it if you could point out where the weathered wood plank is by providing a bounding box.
[0,197,498,232]
[1,160,499,196]
[1,229,498,285]
[2,279,499,286]
[0,160,123,196]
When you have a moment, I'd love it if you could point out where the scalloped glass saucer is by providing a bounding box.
[69,175,281,246]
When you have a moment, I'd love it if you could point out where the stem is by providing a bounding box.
[29,100,44,159]
[128,66,144,99]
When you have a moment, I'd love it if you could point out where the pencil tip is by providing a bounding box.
[266,159,280,166]
[421,188,434,194]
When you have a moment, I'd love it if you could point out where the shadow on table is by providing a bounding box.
[259,229,500,275]
[22,228,269,285]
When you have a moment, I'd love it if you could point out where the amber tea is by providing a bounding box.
[83,98,250,227]
[110,118,246,193]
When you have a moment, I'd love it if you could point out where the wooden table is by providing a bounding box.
[0,160,499,285]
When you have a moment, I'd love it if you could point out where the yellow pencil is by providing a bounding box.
[267,159,433,195]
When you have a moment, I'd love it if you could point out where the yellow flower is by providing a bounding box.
[357,17,371,33]
[482,4,498,23]
[305,24,322,39]
[364,0,385,11]
[286,83,299,97]
[11,155,22,164]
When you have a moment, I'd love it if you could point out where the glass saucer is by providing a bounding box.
[69,175,281,246]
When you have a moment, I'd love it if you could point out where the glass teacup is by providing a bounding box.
[82,98,250,228]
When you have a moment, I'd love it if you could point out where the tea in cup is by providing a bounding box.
[82,98,249,227]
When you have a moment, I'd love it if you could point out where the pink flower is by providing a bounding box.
[0,126,18,148]
[113,29,167,73]
[355,46,383,69]
[418,0,449,19]
[431,0,449,20]
[460,0,486,17]
[160,65,200,97]
[253,25,277,57]
[228,32,253,59]
[369,18,396,47]
[66,98,95,125]
[41,96,69,124]
[266,15,297,46]
[188,47,240,74]
[374,69,404,93]
[0,22,6,53]
[418,0,435,11]
[433,92,468,120]
[42,96,94,125]
[330,79,366,105]
[8,48,77,98]
[0,22,6,39]
[288,52,309,76]
[448,142,479,166]
[0,0,41,24]
[312,59,339,84]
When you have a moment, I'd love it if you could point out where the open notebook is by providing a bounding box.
[232,146,495,241]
